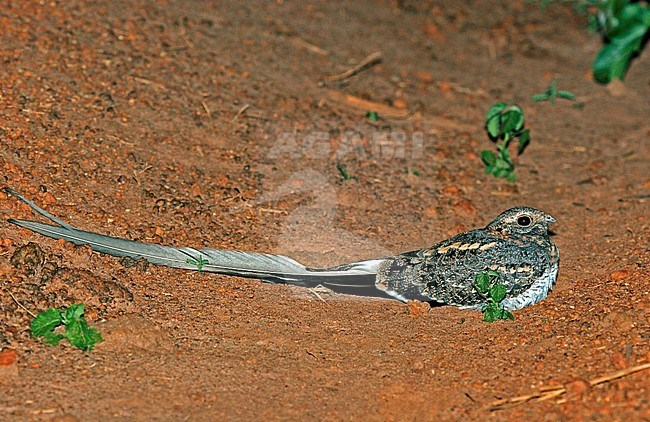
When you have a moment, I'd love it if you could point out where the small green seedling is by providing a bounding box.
[532,81,576,103]
[31,304,103,351]
[365,111,379,122]
[336,162,352,180]
[186,256,210,272]
[404,167,420,176]
[482,103,530,183]
[475,270,515,322]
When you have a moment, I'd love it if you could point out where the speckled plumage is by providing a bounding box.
[374,207,559,310]
[8,188,558,311]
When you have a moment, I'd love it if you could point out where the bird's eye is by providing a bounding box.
[517,215,532,226]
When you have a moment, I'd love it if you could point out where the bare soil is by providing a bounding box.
[1,0,648,420]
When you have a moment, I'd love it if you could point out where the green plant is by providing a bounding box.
[365,111,379,122]
[475,270,515,322]
[482,103,530,183]
[532,81,576,103]
[336,162,352,180]
[404,167,420,176]
[186,256,209,272]
[31,304,103,351]
[591,0,650,84]
[530,0,650,84]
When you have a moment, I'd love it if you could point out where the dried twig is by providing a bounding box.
[292,38,328,56]
[588,362,650,386]
[232,104,250,121]
[324,51,382,82]
[307,286,332,304]
[201,101,211,119]
[257,207,287,214]
[133,76,168,91]
[491,362,650,411]
[20,109,46,115]
[179,20,194,49]
[8,290,37,318]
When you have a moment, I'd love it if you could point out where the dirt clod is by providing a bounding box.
[40,268,133,316]
[10,242,45,275]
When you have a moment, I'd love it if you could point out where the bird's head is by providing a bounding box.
[485,206,556,238]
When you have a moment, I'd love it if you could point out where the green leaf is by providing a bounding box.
[506,171,516,183]
[500,108,525,134]
[481,150,496,166]
[490,284,507,303]
[531,93,549,102]
[31,308,63,337]
[482,302,515,322]
[608,3,649,38]
[485,102,507,123]
[483,304,500,322]
[557,90,576,100]
[475,272,491,293]
[366,111,379,122]
[486,115,501,139]
[517,129,531,155]
[42,332,64,346]
[511,104,525,122]
[487,269,500,279]
[593,4,649,83]
[65,318,104,351]
[336,162,351,180]
[593,28,647,83]
[63,304,85,324]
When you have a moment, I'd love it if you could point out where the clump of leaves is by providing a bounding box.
[365,111,379,122]
[475,270,515,322]
[482,103,530,183]
[31,304,103,351]
[186,255,209,272]
[530,0,650,84]
[532,81,576,103]
[591,0,650,84]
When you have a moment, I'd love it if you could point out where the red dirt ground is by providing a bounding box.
[1,1,648,420]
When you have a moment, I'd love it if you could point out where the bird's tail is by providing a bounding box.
[6,188,391,299]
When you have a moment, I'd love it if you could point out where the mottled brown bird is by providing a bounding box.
[7,188,558,310]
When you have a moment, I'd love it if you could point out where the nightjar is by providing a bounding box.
[374,206,559,310]
[8,188,558,311]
